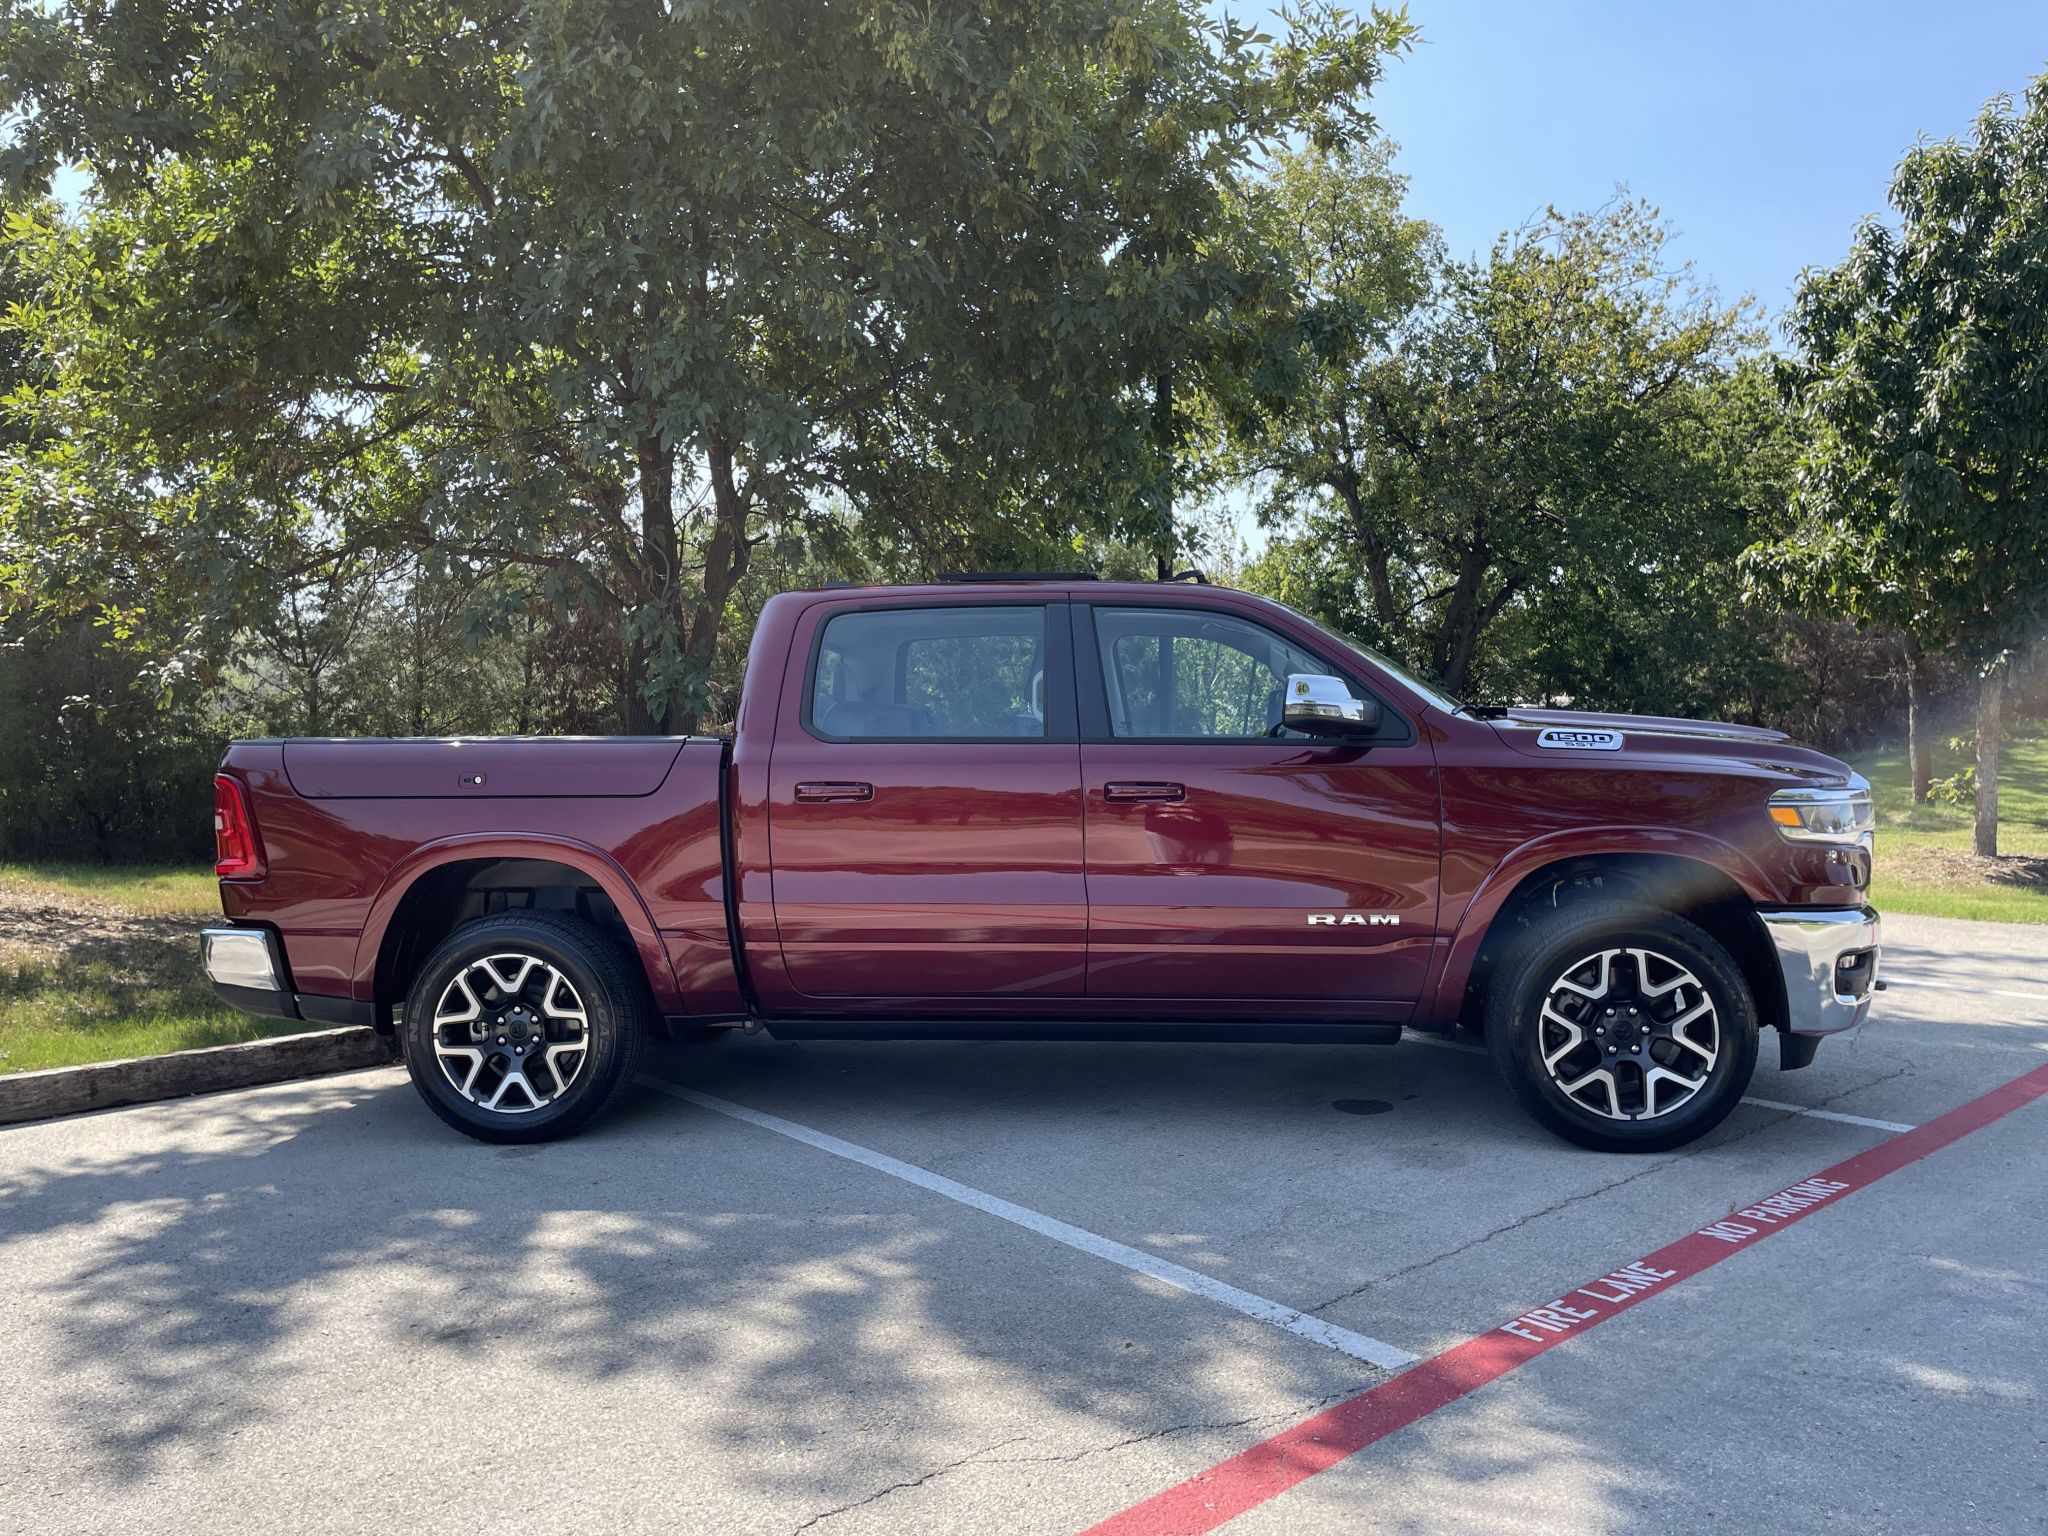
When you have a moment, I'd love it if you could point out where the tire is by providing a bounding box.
[1485,900,1758,1153]
[400,911,650,1144]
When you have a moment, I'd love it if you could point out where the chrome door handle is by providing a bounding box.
[795,781,874,803]
[1104,781,1185,803]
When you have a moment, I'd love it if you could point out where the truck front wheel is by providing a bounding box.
[1485,901,1758,1153]
[399,911,649,1144]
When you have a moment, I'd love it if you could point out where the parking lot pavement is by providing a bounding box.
[2,913,2044,1536]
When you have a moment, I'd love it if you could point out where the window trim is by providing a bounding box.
[1071,601,1415,747]
[800,600,1078,745]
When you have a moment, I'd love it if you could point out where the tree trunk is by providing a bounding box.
[1153,367,1176,566]
[624,439,679,735]
[1432,541,1492,697]
[671,434,755,734]
[1333,476,1402,645]
[516,604,537,735]
[1902,633,1932,805]
[410,574,429,735]
[1975,661,2004,857]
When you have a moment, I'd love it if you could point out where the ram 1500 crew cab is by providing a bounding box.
[202,578,1881,1151]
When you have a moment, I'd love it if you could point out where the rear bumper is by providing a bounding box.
[200,927,376,1027]
[201,926,299,1018]
[1759,905,1881,1036]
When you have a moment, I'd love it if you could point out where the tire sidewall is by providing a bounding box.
[1490,907,1759,1152]
[401,915,640,1142]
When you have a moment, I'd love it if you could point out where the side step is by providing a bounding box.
[755,1020,1404,1045]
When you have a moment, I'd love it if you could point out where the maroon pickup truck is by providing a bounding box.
[202,576,1881,1152]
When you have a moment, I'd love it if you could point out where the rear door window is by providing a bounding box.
[809,606,1052,740]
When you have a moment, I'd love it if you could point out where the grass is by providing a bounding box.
[1849,732,2048,925]
[0,861,319,1075]
[0,862,221,918]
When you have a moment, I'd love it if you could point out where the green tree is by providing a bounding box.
[1753,77,2048,854]
[0,199,221,860]
[1235,188,1765,700]
[1,0,1412,731]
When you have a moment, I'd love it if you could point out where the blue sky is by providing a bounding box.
[1331,0,2048,325]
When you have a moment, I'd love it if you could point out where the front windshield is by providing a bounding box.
[1271,600,1469,715]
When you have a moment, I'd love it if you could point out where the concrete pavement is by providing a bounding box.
[1,912,2042,1535]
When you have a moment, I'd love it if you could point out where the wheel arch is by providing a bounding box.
[1433,841,1787,1037]
[354,835,680,1027]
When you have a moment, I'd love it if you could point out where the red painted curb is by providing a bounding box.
[1083,1062,2048,1536]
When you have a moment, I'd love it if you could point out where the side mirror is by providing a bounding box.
[1282,674,1381,738]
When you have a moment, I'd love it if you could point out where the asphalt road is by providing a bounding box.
[2,912,2043,1535]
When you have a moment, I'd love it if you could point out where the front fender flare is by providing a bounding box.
[1421,826,1776,1024]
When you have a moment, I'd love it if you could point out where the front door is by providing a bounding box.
[767,599,1086,999]
[1076,601,1440,1005]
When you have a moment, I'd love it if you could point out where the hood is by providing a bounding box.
[1492,707,1789,746]
[1483,706,1854,785]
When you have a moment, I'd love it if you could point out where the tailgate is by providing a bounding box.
[283,737,687,798]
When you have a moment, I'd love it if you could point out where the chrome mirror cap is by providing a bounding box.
[1282,674,1380,737]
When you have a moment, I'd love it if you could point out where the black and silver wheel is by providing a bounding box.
[1487,901,1757,1152]
[400,911,648,1143]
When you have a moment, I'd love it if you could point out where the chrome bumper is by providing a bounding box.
[1759,905,1881,1035]
[200,926,299,1020]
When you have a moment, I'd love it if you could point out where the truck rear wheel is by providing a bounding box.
[399,911,648,1144]
[1486,901,1758,1153]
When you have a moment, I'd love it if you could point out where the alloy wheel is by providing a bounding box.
[430,952,591,1114]
[1535,946,1720,1121]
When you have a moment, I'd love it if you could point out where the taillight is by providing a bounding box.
[214,773,266,879]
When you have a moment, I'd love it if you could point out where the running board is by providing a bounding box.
[756,1020,1404,1045]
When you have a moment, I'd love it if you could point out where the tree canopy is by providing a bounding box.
[0,0,1412,728]
[1752,77,2048,850]
[1229,176,1773,703]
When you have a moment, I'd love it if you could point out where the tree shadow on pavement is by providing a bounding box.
[0,1065,1379,1532]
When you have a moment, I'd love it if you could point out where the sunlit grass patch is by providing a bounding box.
[0,862,221,919]
[1853,732,2048,924]
[0,864,314,1075]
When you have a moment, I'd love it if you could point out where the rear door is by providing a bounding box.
[1076,600,1440,1006]
[766,598,1086,999]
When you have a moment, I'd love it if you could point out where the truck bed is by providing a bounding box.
[217,735,736,1023]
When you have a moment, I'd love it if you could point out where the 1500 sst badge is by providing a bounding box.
[1536,727,1624,751]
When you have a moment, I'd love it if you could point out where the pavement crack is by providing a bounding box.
[981,1388,1359,1469]
[1304,1062,1914,1319]
[1303,1155,1679,1315]
[1811,1063,1914,1109]
[783,1391,1359,1532]
[787,1436,1028,1534]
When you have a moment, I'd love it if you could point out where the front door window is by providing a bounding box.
[1093,607,1366,740]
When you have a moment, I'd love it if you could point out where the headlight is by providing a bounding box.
[1768,780,1875,845]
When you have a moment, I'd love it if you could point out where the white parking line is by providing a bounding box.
[1881,971,2048,1004]
[636,1076,1418,1371]
[1399,1030,1918,1133]
[1731,1097,1917,1134]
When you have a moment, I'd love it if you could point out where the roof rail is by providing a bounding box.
[1154,558,1209,585]
[936,571,1100,583]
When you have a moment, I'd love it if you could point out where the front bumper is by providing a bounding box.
[1759,904,1881,1036]
[200,926,300,1020]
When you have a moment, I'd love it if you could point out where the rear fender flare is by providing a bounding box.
[351,833,681,1015]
